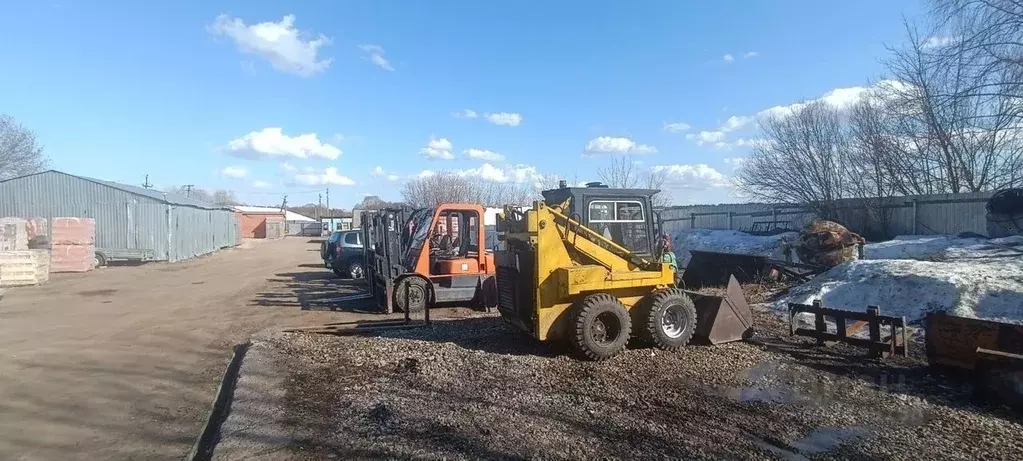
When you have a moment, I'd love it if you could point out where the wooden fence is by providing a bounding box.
[659,191,994,239]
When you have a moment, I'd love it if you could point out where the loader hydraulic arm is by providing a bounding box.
[543,204,659,271]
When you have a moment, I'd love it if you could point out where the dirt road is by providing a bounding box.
[0,238,375,461]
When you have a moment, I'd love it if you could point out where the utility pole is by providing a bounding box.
[142,175,152,189]
[325,188,330,217]
[318,193,323,220]
[280,195,288,212]
[184,184,194,197]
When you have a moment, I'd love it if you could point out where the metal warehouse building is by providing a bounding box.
[0,170,239,262]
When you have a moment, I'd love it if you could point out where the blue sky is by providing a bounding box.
[0,0,926,207]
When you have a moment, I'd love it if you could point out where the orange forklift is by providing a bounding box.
[362,204,497,313]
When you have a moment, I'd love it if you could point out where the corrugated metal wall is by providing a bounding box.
[0,171,239,262]
[168,205,239,262]
[660,191,995,238]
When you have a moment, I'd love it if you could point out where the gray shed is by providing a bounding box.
[0,170,239,262]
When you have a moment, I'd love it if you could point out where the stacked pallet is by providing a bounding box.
[50,217,96,273]
[0,217,28,251]
[0,250,49,287]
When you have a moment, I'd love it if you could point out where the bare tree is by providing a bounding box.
[164,186,239,206]
[597,156,673,207]
[211,189,239,206]
[933,0,1023,122]
[401,172,536,208]
[737,101,848,219]
[0,115,47,180]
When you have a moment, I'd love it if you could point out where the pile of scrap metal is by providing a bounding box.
[986,188,1023,238]
[786,219,865,267]
[925,312,1023,410]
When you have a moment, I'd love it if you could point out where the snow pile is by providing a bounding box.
[777,235,1023,324]
[671,229,798,267]
[864,235,1023,261]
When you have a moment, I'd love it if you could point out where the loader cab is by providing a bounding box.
[541,183,659,257]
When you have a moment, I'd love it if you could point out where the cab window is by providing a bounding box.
[343,232,359,245]
[587,200,649,254]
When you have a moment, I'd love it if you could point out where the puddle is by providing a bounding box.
[78,289,117,297]
[748,427,872,460]
[791,427,871,454]
[716,361,810,405]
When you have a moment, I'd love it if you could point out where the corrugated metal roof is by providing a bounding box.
[0,170,230,209]
[232,205,284,214]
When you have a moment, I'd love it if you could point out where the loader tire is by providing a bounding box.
[642,289,697,350]
[394,277,429,313]
[570,293,632,361]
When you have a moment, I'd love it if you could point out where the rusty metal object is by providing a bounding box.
[795,220,865,267]
[925,311,1023,370]
[682,250,772,287]
[789,301,908,358]
[683,275,754,344]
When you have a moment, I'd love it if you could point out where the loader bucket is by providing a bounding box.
[682,250,771,288]
[684,275,754,344]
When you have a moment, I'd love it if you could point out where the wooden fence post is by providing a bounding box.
[813,299,825,345]
[771,207,778,225]
[867,305,881,358]
[727,211,733,230]
[690,214,696,229]
[911,200,918,234]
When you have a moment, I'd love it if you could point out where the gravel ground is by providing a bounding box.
[214,307,1023,460]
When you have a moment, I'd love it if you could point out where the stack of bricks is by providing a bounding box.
[0,250,49,287]
[0,217,28,251]
[50,217,96,273]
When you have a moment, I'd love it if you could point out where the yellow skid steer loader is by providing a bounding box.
[494,182,753,360]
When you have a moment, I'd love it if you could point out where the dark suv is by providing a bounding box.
[321,229,364,278]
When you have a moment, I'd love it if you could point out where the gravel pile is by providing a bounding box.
[216,311,1023,460]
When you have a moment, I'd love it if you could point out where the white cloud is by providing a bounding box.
[584,136,658,156]
[372,166,400,181]
[358,44,395,71]
[685,131,727,145]
[252,180,271,188]
[921,35,958,50]
[744,51,759,59]
[225,128,342,160]
[485,112,523,127]
[420,137,454,160]
[417,170,436,179]
[723,54,735,63]
[720,115,754,132]
[652,164,729,190]
[220,166,248,178]
[293,167,355,186]
[453,109,479,119]
[663,122,691,133]
[456,163,542,185]
[723,157,747,170]
[208,14,331,77]
[464,148,505,162]
[279,162,296,172]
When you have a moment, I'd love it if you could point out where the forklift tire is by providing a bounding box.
[394,276,429,313]
[332,267,344,277]
[570,293,632,361]
[641,288,697,350]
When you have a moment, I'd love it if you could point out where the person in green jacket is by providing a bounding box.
[658,234,682,286]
